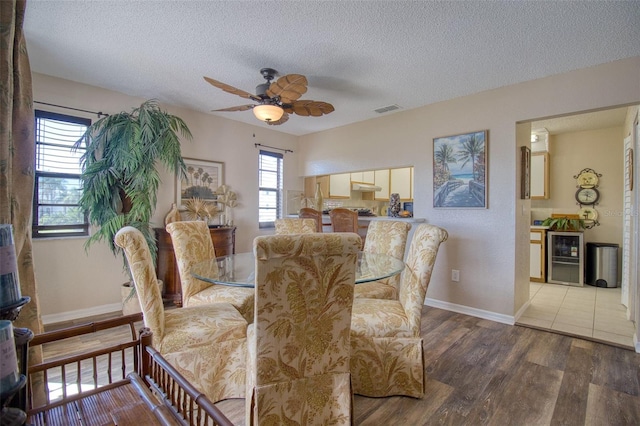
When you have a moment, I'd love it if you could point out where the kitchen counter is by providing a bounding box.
[286,215,427,259]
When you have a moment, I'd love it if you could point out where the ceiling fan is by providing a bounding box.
[204,68,334,125]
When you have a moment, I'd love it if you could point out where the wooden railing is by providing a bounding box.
[26,313,233,425]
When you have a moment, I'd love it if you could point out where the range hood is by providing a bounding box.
[351,182,382,192]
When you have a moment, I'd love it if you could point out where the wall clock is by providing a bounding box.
[575,187,600,205]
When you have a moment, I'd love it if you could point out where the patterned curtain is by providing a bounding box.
[0,0,45,394]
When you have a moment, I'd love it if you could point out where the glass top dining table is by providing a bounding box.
[191,252,405,288]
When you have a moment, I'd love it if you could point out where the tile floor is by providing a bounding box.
[517,281,636,349]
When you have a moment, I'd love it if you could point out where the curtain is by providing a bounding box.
[0,0,45,406]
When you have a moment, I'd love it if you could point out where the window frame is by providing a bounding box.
[258,150,284,229]
[32,110,91,238]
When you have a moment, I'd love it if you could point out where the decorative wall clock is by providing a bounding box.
[573,168,602,229]
[575,187,600,205]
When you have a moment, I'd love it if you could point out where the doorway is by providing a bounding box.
[517,105,638,349]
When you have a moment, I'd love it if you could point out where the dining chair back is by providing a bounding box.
[274,218,317,234]
[350,223,448,398]
[355,220,411,299]
[299,207,323,232]
[115,226,248,403]
[166,220,254,322]
[246,232,361,425]
[329,208,358,233]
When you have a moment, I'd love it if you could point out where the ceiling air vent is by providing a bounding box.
[374,104,401,114]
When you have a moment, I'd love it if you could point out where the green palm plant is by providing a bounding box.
[74,99,192,269]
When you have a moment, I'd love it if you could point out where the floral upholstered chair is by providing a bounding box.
[298,207,323,232]
[350,224,447,398]
[246,232,361,425]
[274,218,317,234]
[355,220,411,299]
[166,220,254,322]
[114,226,248,402]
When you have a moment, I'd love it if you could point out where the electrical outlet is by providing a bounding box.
[451,269,460,282]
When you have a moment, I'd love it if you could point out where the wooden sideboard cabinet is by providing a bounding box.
[155,225,236,306]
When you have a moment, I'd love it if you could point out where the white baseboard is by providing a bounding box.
[424,298,515,325]
[41,303,122,325]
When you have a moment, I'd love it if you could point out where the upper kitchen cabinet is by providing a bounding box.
[531,152,550,199]
[329,173,351,198]
[351,171,375,184]
[374,169,390,201]
[390,167,413,200]
[304,175,329,199]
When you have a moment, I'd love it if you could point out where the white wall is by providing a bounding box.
[31,73,299,321]
[298,57,640,320]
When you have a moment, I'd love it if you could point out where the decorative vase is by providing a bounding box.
[314,183,324,212]
[389,193,401,217]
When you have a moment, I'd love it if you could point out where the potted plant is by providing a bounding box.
[541,216,585,232]
[75,99,192,311]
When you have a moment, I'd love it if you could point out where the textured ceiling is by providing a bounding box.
[23,1,640,136]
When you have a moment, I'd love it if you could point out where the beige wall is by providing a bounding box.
[298,57,640,318]
[31,73,300,321]
[533,127,625,281]
[32,56,640,323]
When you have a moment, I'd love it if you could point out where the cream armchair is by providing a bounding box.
[350,224,447,398]
[246,232,361,425]
[355,220,411,299]
[166,220,254,322]
[274,218,317,234]
[114,226,248,402]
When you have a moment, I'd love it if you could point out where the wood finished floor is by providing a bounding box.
[44,307,640,425]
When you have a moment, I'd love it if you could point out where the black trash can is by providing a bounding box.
[585,242,619,288]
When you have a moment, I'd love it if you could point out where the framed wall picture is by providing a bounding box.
[177,158,224,208]
[433,130,488,208]
[521,146,531,199]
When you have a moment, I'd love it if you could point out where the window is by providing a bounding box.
[258,150,283,228]
[33,110,90,238]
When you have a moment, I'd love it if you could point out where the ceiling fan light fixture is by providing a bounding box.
[253,104,284,122]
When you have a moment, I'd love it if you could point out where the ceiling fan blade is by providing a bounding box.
[266,112,289,126]
[286,100,335,117]
[204,76,260,101]
[266,74,308,104]
[212,104,254,112]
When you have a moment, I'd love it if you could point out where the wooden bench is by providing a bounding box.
[26,313,233,426]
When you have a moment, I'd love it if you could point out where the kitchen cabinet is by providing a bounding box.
[329,173,351,198]
[390,167,413,200]
[350,171,375,184]
[155,226,236,306]
[530,228,546,282]
[531,153,549,199]
[374,169,390,201]
[304,175,329,200]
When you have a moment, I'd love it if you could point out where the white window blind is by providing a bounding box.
[33,110,90,238]
[258,150,283,228]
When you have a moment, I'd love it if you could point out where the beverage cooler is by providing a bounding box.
[547,231,584,286]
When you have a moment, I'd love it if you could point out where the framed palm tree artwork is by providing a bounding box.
[433,130,488,208]
[177,158,224,208]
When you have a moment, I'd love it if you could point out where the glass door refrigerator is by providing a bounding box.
[547,231,584,286]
